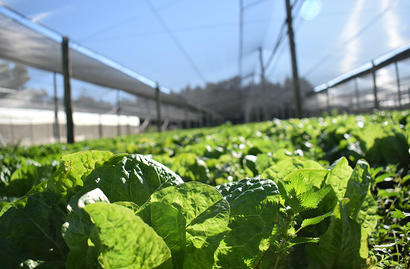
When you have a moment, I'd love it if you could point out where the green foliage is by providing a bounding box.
[0,110,408,268]
[47,151,113,199]
[79,154,183,206]
[144,182,230,268]
[84,203,172,269]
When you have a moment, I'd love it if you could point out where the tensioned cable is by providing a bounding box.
[78,0,182,42]
[85,20,270,41]
[145,0,206,84]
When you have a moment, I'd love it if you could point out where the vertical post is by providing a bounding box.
[326,87,330,112]
[394,61,402,108]
[371,61,379,109]
[62,36,74,143]
[238,0,243,81]
[116,90,121,136]
[244,102,251,123]
[30,119,34,144]
[53,72,60,142]
[155,84,162,132]
[258,47,265,87]
[98,114,103,138]
[354,78,360,111]
[285,0,302,118]
[184,103,189,129]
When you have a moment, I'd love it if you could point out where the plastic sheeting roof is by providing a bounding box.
[0,4,209,113]
[314,44,410,92]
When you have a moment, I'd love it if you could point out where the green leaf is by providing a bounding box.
[148,202,186,267]
[306,203,365,269]
[149,182,230,269]
[284,168,328,191]
[296,212,333,233]
[279,169,330,214]
[62,188,110,269]
[47,151,113,199]
[242,155,258,177]
[391,209,410,220]
[215,178,282,268]
[299,187,332,210]
[171,153,210,183]
[82,154,183,206]
[2,162,55,198]
[261,156,323,180]
[306,160,377,268]
[0,192,67,268]
[324,157,353,201]
[343,160,372,219]
[84,202,172,269]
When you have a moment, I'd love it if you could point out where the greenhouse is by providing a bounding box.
[0,1,409,268]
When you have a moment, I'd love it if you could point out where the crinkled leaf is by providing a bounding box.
[82,154,183,205]
[47,151,113,199]
[261,157,323,180]
[84,202,172,269]
[307,160,377,268]
[149,182,230,269]
[284,168,327,189]
[215,178,282,268]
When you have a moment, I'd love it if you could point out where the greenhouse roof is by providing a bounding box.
[0,4,206,112]
[314,44,410,92]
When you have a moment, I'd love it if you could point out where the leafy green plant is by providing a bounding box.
[0,110,408,268]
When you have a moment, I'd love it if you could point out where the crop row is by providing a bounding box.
[0,111,409,268]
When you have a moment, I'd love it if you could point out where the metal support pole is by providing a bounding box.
[285,0,302,118]
[53,72,60,142]
[30,119,34,144]
[155,84,162,132]
[62,36,74,143]
[354,78,360,111]
[371,61,379,109]
[326,88,330,113]
[184,104,189,129]
[98,114,103,138]
[394,61,402,108]
[258,47,265,87]
[116,90,121,136]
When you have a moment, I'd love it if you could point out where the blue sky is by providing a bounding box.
[1,0,409,92]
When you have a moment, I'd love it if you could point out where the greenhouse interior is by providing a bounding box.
[0,1,409,268]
